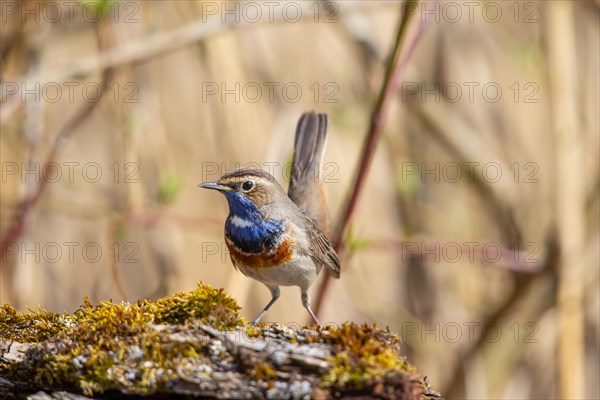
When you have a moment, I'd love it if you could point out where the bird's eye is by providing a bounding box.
[241,180,254,191]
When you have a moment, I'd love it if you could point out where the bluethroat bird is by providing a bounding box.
[198,112,340,325]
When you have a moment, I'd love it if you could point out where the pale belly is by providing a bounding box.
[235,255,320,290]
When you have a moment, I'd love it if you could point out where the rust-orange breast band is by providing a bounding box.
[226,235,296,269]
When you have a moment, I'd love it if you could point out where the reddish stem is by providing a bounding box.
[313,0,433,318]
[0,28,114,269]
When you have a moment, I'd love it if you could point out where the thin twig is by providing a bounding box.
[0,26,115,269]
[313,0,433,317]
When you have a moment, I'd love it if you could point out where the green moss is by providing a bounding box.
[0,283,244,396]
[244,325,263,338]
[153,284,243,329]
[318,323,416,389]
[0,286,421,397]
[0,304,64,342]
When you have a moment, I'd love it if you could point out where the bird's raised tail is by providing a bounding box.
[288,112,330,234]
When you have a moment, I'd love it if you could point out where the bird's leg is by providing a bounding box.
[251,286,280,325]
[301,291,320,326]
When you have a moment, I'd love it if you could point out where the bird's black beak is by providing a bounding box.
[197,181,233,192]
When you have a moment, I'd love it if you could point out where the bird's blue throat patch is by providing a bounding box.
[222,192,285,254]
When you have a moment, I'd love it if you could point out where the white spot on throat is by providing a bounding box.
[229,214,255,228]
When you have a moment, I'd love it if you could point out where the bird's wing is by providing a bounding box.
[304,216,341,278]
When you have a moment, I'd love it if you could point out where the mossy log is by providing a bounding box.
[0,283,442,400]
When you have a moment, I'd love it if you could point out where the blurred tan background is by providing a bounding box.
[1,1,598,399]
